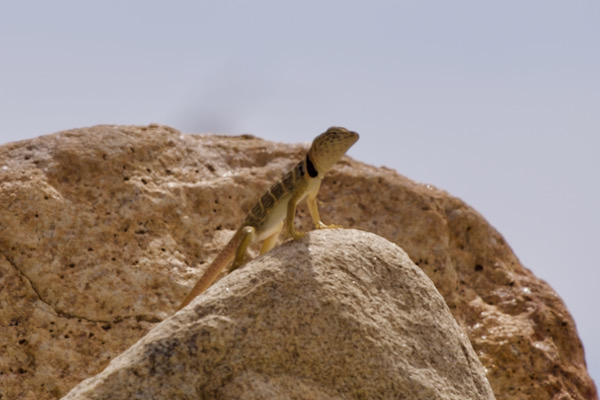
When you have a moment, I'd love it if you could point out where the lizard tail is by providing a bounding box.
[176,230,243,310]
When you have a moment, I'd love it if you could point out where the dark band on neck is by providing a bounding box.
[306,154,318,177]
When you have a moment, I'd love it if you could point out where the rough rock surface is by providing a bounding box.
[62,229,496,399]
[0,125,596,399]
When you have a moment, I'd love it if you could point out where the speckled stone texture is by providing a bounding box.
[0,125,596,399]
[62,229,496,399]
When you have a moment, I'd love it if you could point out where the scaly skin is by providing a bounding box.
[177,127,359,310]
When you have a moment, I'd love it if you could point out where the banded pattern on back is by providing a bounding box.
[243,159,307,227]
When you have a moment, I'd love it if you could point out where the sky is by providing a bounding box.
[1,0,598,388]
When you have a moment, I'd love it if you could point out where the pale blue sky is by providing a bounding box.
[1,1,598,388]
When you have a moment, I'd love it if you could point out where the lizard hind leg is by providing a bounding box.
[228,226,256,273]
[260,221,284,255]
[176,227,254,311]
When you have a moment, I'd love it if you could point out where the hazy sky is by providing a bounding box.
[2,1,598,388]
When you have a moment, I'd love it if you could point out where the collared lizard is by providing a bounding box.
[177,127,359,310]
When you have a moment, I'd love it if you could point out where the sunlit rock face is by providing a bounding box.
[0,125,595,400]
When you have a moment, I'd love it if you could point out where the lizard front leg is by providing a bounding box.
[307,186,341,230]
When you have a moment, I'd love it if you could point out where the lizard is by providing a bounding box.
[177,126,359,310]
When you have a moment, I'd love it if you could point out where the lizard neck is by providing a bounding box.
[305,153,320,178]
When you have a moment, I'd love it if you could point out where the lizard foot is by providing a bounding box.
[315,221,342,230]
[290,230,306,240]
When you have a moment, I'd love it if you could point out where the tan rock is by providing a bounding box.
[0,125,596,399]
[62,229,496,400]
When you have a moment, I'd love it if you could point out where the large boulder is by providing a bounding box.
[0,125,596,399]
[63,229,496,399]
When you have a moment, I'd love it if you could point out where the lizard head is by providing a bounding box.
[308,126,359,175]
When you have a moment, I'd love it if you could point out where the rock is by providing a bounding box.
[62,229,496,400]
[0,125,596,399]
